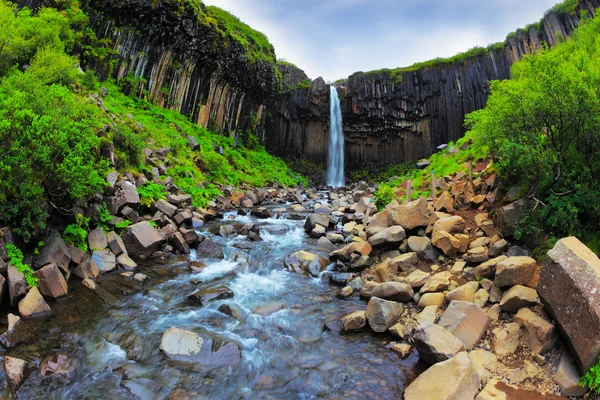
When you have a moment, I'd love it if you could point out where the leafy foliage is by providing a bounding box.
[6,244,37,288]
[580,359,600,394]
[374,184,395,211]
[138,183,168,207]
[466,13,600,240]
[63,213,89,251]
[97,203,114,232]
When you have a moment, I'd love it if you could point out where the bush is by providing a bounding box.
[374,183,395,211]
[6,243,37,288]
[63,214,89,251]
[580,360,600,394]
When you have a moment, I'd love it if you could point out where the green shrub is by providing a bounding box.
[63,213,89,251]
[138,183,167,208]
[374,183,395,211]
[97,203,113,232]
[580,359,600,394]
[6,243,37,288]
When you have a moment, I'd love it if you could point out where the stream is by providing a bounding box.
[1,202,425,399]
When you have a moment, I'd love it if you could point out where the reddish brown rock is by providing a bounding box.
[34,263,68,299]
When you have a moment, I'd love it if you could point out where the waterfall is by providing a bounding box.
[327,86,345,187]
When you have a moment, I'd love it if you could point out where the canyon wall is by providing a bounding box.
[269,0,600,169]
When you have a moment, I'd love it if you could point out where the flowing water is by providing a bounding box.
[1,203,424,399]
[327,87,345,187]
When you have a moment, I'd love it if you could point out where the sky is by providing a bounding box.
[203,0,560,82]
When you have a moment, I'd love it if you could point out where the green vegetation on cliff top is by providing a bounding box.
[0,0,305,243]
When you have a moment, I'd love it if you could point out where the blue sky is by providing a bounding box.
[203,0,560,81]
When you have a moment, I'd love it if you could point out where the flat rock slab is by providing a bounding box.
[438,301,490,350]
[538,237,600,373]
[159,327,241,366]
[476,379,566,400]
[413,323,464,364]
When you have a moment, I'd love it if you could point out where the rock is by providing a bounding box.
[34,263,68,299]
[169,232,190,254]
[7,265,27,306]
[432,216,466,236]
[121,206,141,224]
[330,241,371,262]
[173,210,193,225]
[494,199,528,237]
[375,258,398,282]
[404,352,479,400]
[435,191,454,213]
[154,199,177,217]
[187,286,234,306]
[473,289,489,308]
[40,353,77,380]
[390,343,413,359]
[488,239,508,258]
[368,226,406,247]
[325,310,367,334]
[475,256,508,279]
[91,249,117,272]
[465,246,489,264]
[387,197,430,230]
[553,352,588,397]
[418,293,445,308]
[469,349,497,382]
[499,285,539,312]
[477,379,565,400]
[167,194,192,205]
[446,285,475,303]
[495,256,536,288]
[284,251,329,277]
[407,236,438,261]
[35,230,71,271]
[196,237,224,259]
[310,225,326,238]
[413,323,465,364]
[73,259,99,279]
[0,314,27,348]
[339,286,353,297]
[488,304,501,321]
[432,231,461,256]
[251,208,271,219]
[389,323,413,339]
[390,252,419,272]
[505,359,539,384]
[304,214,330,233]
[490,323,520,357]
[4,356,27,390]
[366,297,403,333]
[538,237,600,373]
[179,228,198,245]
[417,306,438,325]
[18,287,51,318]
[122,221,165,259]
[107,231,127,256]
[117,253,138,270]
[115,181,140,211]
[420,271,452,294]
[438,301,490,350]
[88,227,108,250]
[370,282,414,302]
[159,327,241,366]
[514,308,557,355]
[406,269,430,288]
[469,237,490,249]
[326,233,344,244]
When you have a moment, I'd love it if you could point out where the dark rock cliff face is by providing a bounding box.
[271,0,600,170]
[20,0,278,136]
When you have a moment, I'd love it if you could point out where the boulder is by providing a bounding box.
[4,356,28,390]
[169,232,190,254]
[499,285,539,312]
[115,181,140,210]
[368,226,406,247]
[476,379,566,400]
[494,256,536,287]
[330,241,371,262]
[173,210,193,225]
[40,353,77,380]
[7,265,27,306]
[474,289,489,308]
[159,327,241,366]
[438,301,490,350]
[475,256,508,280]
[117,253,137,270]
[446,285,475,303]
[18,287,51,318]
[413,323,465,364]
[167,193,192,205]
[0,314,28,348]
[304,214,330,233]
[35,230,71,271]
[387,197,430,230]
[465,246,489,264]
[73,259,99,279]
[390,343,413,359]
[34,263,68,299]
[494,199,528,237]
[406,269,430,288]
[407,236,438,261]
[490,323,520,357]
[469,349,497,382]
[432,216,466,236]
[432,231,461,256]
[366,297,403,333]
[91,249,117,272]
[107,231,127,256]
[370,282,414,302]
[375,258,398,282]
[196,237,224,259]
[488,239,509,258]
[284,251,329,277]
[122,221,165,259]
[187,286,234,306]
[514,308,558,355]
[538,237,600,373]
[405,352,479,400]
[325,310,367,334]
[434,191,454,213]
[390,252,419,273]
[417,305,438,325]
[0,274,5,306]
[420,271,452,294]
[418,293,445,308]
[154,199,178,217]
[87,227,108,250]
[553,352,588,397]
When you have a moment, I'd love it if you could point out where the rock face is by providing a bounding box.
[122,221,165,259]
[538,237,600,373]
[413,323,464,364]
[404,352,480,400]
[159,327,241,366]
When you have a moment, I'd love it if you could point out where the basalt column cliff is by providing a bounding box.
[268,0,600,169]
